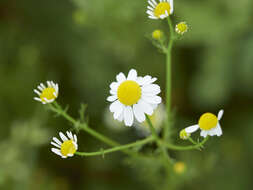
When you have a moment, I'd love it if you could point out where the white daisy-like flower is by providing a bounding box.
[107,69,162,127]
[146,0,174,20]
[51,131,78,158]
[185,110,224,138]
[33,81,59,104]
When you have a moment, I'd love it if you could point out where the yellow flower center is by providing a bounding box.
[176,22,188,34]
[40,87,57,102]
[154,2,171,18]
[198,113,218,130]
[117,80,141,106]
[152,30,163,40]
[61,140,76,156]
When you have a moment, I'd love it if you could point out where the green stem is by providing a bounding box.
[164,17,174,141]
[146,114,171,164]
[146,114,159,141]
[160,136,209,151]
[75,136,154,157]
[50,102,129,153]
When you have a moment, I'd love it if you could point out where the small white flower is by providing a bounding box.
[51,131,78,158]
[146,0,174,20]
[33,81,59,104]
[185,110,224,138]
[175,22,188,35]
[107,69,162,127]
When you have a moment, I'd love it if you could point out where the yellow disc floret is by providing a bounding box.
[198,113,218,130]
[40,87,57,102]
[61,140,76,157]
[152,30,163,40]
[117,80,141,106]
[154,2,171,18]
[176,22,188,35]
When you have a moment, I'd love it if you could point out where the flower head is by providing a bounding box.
[179,129,190,140]
[34,81,58,104]
[107,69,162,126]
[152,30,163,40]
[175,22,188,35]
[173,162,186,174]
[147,0,174,20]
[51,131,78,158]
[185,110,224,138]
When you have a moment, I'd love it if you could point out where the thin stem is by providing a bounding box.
[49,102,131,154]
[160,136,209,151]
[164,17,174,141]
[75,136,154,157]
[145,114,159,141]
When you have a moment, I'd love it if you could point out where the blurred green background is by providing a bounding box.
[0,0,253,189]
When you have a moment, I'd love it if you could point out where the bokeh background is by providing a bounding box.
[0,0,253,189]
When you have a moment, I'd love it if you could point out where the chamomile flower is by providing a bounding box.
[146,0,174,20]
[185,110,224,138]
[51,131,78,158]
[33,81,59,104]
[175,22,188,35]
[107,69,162,126]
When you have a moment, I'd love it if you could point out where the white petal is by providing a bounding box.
[146,10,155,16]
[218,110,224,120]
[127,69,137,81]
[148,0,156,8]
[142,95,161,104]
[53,137,62,145]
[110,90,117,95]
[67,131,73,140]
[148,16,158,19]
[133,104,146,123]
[107,95,117,102]
[151,0,157,5]
[169,0,174,14]
[59,132,68,142]
[116,72,126,82]
[34,97,42,102]
[124,106,134,126]
[117,112,124,122]
[51,148,62,156]
[40,83,46,89]
[138,99,154,115]
[208,128,217,136]
[51,141,61,148]
[74,134,77,143]
[147,6,154,11]
[185,125,199,133]
[110,82,119,91]
[34,89,41,95]
[142,84,160,93]
[109,100,122,113]
[113,103,124,119]
[216,124,222,136]
[200,130,208,138]
[141,76,152,85]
